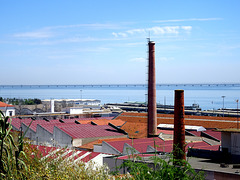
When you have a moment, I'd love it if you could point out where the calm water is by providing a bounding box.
[0,84,240,110]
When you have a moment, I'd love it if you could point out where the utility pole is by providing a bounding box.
[237,99,239,129]
[222,96,226,117]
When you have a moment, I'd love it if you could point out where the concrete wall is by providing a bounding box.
[222,132,231,153]
[53,126,73,148]
[231,133,240,155]
[122,143,139,155]
[94,144,102,152]
[222,132,240,155]
[101,141,121,155]
[36,125,53,146]
[21,123,36,142]
[103,156,127,174]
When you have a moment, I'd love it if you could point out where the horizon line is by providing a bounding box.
[1,83,240,86]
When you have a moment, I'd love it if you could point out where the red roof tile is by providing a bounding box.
[105,137,218,154]
[31,145,106,164]
[57,124,126,139]
[79,137,130,150]
[0,101,14,107]
[120,122,147,138]
[204,130,221,141]
[117,112,240,129]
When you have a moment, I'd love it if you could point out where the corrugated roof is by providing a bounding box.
[77,119,125,126]
[10,117,112,132]
[31,145,110,166]
[105,137,220,154]
[120,122,147,138]
[79,137,130,150]
[203,130,221,141]
[57,124,126,139]
[117,112,240,130]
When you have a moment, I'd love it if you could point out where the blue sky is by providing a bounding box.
[1,0,240,85]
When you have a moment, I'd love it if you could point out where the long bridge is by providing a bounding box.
[0,83,240,89]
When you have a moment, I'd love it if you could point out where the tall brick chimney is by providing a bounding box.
[173,90,186,161]
[148,41,157,137]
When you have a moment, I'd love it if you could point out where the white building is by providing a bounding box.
[42,99,101,112]
[0,101,15,117]
[42,99,101,106]
[64,107,83,114]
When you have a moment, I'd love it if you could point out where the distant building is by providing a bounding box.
[63,107,83,114]
[0,101,15,116]
[42,99,101,112]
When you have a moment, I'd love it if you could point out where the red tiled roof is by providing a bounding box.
[0,101,14,107]
[57,124,126,139]
[187,131,201,137]
[11,118,23,130]
[120,122,147,138]
[204,130,221,141]
[77,119,125,126]
[117,112,240,131]
[31,145,108,164]
[105,137,219,154]
[158,129,174,135]
[79,137,130,150]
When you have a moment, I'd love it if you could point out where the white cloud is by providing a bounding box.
[126,28,146,34]
[45,23,123,30]
[149,26,179,34]
[112,32,118,37]
[13,31,53,39]
[159,57,174,61]
[112,32,128,38]
[130,57,146,62]
[181,26,192,31]
[118,32,128,37]
[112,25,190,38]
[12,22,122,40]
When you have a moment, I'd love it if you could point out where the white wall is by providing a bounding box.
[70,108,83,114]
[0,107,15,117]
[72,139,82,147]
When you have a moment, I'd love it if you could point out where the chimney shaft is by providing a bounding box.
[173,90,186,160]
[148,41,157,137]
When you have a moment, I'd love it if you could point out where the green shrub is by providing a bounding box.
[115,149,205,180]
[0,110,29,179]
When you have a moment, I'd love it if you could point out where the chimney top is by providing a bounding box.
[148,41,155,44]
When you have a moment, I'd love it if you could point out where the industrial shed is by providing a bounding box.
[53,124,127,148]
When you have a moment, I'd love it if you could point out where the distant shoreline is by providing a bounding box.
[1,83,240,88]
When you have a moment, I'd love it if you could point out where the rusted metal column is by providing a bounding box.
[173,90,186,160]
[148,41,157,137]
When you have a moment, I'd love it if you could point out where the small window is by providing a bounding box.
[9,111,13,116]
